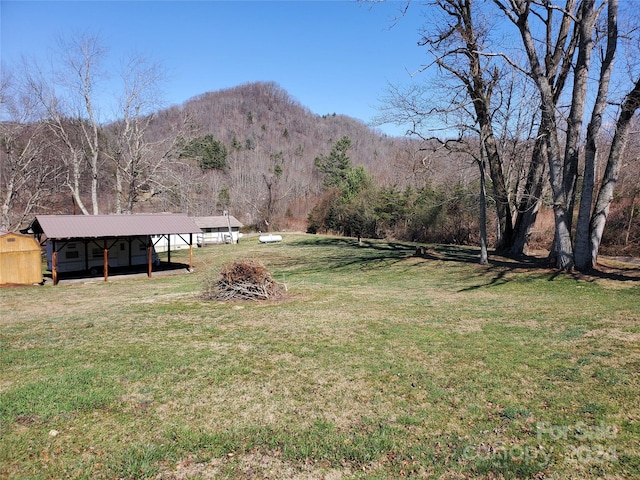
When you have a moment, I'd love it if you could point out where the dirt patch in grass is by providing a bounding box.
[585,328,640,343]
[170,370,403,433]
[157,451,349,480]
[434,317,486,334]
[134,292,198,304]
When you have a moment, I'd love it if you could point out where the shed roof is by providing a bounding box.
[0,231,41,253]
[26,214,202,239]
[193,215,243,229]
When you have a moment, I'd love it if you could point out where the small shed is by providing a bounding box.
[194,215,244,245]
[0,231,43,285]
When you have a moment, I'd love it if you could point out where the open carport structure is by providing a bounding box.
[24,214,202,285]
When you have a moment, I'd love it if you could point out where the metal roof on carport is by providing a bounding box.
[25,214,202,239]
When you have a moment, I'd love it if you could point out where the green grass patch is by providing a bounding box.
[1,234,639,479]
[0,367,118,423]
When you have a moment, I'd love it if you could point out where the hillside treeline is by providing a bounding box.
[1,74,639,256]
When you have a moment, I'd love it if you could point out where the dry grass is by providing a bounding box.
[156,450,350,480]
[1,234,639,479]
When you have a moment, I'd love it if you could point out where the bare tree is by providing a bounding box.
[495,0,637,271]
[22,33,107,215]
[421,1,513,251]
[494,0,598,270]
[374,0,640,270]
[107,54,167,213]
[495,0,597,269]
[375,0,549,255]
[0,69,61,230]
[574,0,618,269]
[238,148,293,230]
[54,33,105,214]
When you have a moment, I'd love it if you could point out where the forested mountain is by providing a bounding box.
[146,81,423,227]
[144,81,471,230]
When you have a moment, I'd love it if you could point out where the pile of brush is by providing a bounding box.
[203,259,285,301]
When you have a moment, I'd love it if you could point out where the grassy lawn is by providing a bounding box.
[1,234,639,479]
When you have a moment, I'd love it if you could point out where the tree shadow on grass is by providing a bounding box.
[434,245,640,289]
[289,237,417,273]
[290,236,640,287]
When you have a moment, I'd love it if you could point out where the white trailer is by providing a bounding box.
[193,215,243,246]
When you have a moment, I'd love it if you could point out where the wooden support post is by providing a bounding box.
[103,240,109,282]
[52,250,58,286]
[167,235,171,264]
[147,245,153,278]
[189,233,193,271]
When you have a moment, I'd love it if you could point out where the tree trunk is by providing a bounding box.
[478,156,489,265]
[510,132,547,255]
[590,76,640,265]
[1,174,16,231]
[114,155,124,214]
[561,0,597,235]
[90,151,99,215]
[574,0,617,271]
[69,150,90,215]
[83,98,101,215]
[512,1,576,269]
[482,126,513,251]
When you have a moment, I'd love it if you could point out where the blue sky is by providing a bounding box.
[1,1,428,136]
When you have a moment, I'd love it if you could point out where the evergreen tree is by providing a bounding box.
[180,134,228,171]
[314,136,353,191]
